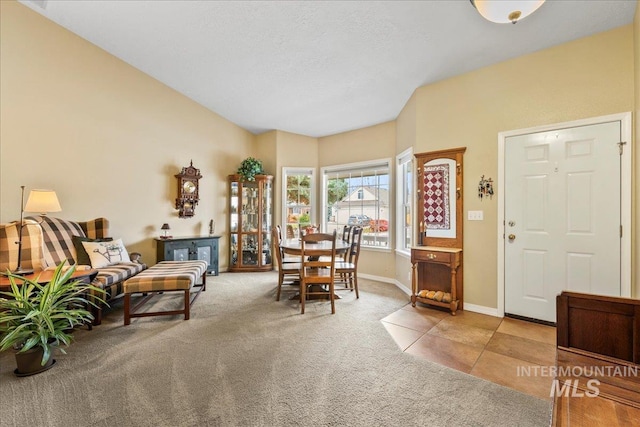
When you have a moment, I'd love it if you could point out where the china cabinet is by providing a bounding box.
[411,147,466,314]
[228,174,274,272]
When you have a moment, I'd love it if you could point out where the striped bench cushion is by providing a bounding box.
[124,261,208,294]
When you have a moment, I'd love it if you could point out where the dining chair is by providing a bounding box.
[286,224,295,239]
[276,225,302,264]
[299,230,337,314]
[341,225,354,243]
[334,226,362,299]
[272,227,302,301]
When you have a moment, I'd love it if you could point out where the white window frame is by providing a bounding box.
[282,167,316,238]
[395,148,413,256]
[321,158,391,251]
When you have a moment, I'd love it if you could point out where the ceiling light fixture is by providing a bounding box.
[470,0,545,24]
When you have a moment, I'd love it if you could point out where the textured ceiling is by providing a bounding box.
[20,1,637,137]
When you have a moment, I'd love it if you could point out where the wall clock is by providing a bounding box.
[175,160,202,218]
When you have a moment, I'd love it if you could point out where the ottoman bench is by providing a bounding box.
[123,260,208,325]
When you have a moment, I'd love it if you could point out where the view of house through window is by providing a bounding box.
[396,148,413,253]
[322,160,390,248]
[283,168,315,239]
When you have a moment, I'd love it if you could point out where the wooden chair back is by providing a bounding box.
[299,230,338,314]
[346,226,363,265]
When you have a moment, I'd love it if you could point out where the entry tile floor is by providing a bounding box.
[381,304,557,400]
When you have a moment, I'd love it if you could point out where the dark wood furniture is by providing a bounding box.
[155,236,220,275]
[280,237,350,302]
[411,246,462,314]
[228,174,274,272]
[123,260,207,325]
[334,226,363,299]
[0,268,98,288]
[280,238,350,257]
[411,147,465,314]
[299,232,338,314]
[551,291,640,426]
[272,227,301,301]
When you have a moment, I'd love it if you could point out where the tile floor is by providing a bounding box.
[381,304,557,400]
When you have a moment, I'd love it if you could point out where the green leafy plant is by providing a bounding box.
[0,262,107,366]
[237,157,264,181]
[298,213,311,226]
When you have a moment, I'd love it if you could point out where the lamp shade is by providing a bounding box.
[161,223,171,230]
[24,189,62,214]
[470,0,545,24]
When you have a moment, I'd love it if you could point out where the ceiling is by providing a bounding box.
[20,0,637,138]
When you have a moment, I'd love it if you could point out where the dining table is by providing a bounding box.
[280,237,350,257]
[279,237,351,300]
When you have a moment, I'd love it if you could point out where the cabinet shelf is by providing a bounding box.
[228,174,273,272]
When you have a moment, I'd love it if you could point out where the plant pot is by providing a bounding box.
[14,347,55,377]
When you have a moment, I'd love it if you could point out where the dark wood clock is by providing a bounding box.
[175,160,202,218]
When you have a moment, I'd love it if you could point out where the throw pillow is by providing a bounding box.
[72,235,113,266]
[81,238,131,268]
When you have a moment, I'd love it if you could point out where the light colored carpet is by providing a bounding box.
[0,272,551,426]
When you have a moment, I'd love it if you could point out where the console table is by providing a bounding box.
[411,246,463,315]
[155,236,220,275]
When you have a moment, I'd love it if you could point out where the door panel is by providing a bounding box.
[505,122,621,322]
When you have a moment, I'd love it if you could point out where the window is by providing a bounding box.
[282,167,315,239]
[396,148,413,254]
[322,159,391,249]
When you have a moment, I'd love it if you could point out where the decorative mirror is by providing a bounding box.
[414,147,466,248]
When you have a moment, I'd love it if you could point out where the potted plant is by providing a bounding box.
[0,262,106,376]
[237,157,264,181]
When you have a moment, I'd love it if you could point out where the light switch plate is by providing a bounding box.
[468,210,484,221]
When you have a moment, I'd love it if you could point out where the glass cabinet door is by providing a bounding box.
[241,182,259,232]
[230,182,239,233]
[228,174,273,272]
[230,233,238,267]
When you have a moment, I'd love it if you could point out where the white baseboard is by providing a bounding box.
[358,273,411,295]
[463,303,500,317]
[342,273,501,318]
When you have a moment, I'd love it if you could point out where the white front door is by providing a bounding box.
[504,121,623,323]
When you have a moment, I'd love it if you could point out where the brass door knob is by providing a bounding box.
[508,234,516,241]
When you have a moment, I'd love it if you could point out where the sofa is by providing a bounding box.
[0,216,146,324]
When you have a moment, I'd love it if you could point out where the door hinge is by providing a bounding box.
[618,141,627,155]
[620,225,623,238]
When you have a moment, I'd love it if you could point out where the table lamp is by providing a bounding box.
[160,223,172,239]
[14,187,62,275]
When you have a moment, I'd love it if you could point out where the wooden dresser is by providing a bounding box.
[410,246,463,315]
[551,291,640,426]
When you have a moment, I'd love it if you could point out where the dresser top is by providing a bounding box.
[411,246,462,253]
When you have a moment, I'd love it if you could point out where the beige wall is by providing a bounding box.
[0,1,254,268]
[414,25,635,308]
[318,121,397,279]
